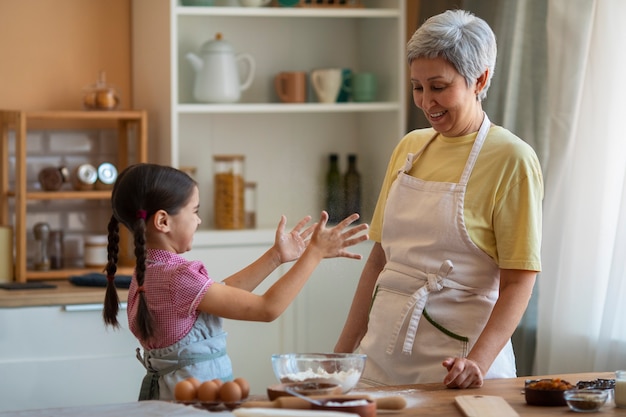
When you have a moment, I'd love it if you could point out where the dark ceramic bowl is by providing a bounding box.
[524,379,575,406]
[312,398,376,417]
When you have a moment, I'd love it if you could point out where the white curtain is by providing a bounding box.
[536,0,626,374]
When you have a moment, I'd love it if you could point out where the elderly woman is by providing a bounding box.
[335,9,543,389]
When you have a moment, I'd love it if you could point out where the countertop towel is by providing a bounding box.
[69,272,132,288]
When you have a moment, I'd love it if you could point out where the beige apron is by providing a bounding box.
[358,114,516,386]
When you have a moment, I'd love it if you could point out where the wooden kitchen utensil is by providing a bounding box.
[455,395,519,417]
[241,394,406,410]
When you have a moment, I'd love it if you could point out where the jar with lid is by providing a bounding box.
[38,166,70,191]
[84,235,108,268]
[244,181,257,229]
[33,222,51,271]
[95,162,118,190]
[213,155,245,230]
[72,164,98,191]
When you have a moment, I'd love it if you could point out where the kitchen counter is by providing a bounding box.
[0,280,129,308]
[357,371,622,416]
[2,372,623,416]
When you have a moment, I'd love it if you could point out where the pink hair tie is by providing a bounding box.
[136,209,147,220]
[137,286,145,294]
[106,274,115,283]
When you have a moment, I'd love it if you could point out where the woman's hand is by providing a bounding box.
[273,215,315,263]
[442,357,484,389]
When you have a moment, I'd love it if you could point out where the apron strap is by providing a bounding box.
[386,260,454,355]
[458,113,491,185]
[135,347,228,401]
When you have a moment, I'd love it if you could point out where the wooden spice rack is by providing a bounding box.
[0,110,147,282]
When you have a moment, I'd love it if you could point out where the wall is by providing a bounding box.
[0,0,131,111]
[0,1,133,269]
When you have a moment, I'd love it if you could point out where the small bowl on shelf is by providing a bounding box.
[271,353,366,394]
[564,389,609,413]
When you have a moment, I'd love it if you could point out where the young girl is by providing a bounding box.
[102,163,368,400]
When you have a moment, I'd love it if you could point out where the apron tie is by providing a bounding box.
[135,347,228,400]
[386,260,454,355]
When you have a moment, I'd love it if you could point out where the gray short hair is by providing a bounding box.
[407,9,497,101]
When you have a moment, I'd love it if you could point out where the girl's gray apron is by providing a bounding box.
[135,312,233,400]
[358,114,516,386]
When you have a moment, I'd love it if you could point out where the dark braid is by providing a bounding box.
[103,215,121,327]
[102,163,197,343]
[133,215,155,340]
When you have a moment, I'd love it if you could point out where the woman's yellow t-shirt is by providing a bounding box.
[369,125,543,272]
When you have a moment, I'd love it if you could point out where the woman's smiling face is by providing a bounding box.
[410,56,484,137]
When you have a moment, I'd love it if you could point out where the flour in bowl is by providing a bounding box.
[282,368,361,392]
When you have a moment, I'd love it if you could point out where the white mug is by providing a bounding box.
[310,68,343,103]
[239,0,271,6]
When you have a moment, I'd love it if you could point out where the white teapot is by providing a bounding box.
[186,33,255,103]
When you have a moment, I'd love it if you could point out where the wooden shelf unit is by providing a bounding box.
[0,109,148,282]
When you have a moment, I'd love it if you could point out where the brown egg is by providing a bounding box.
[186,377,202,390]
[212,378,224,389]
[174,379,197,401]
[219,381,242,403]
[197,380,219,402]
[234,377,250,399]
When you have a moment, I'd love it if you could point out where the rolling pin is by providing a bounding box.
[241,394,407,410]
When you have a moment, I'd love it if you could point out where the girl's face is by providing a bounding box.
[410,56,484,137]
[168,185,201,253]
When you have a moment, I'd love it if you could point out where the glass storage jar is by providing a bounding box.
[245,181,257,229]
[214,155,245,230]
[84,235,108,268]
[33,222,51,271]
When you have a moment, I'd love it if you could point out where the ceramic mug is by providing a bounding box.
[336,68,352,103]
[352,72,377,102]
[310,68,343,103]
[274,71,307,103]
[239,0,271,6]
[277,0,300,6]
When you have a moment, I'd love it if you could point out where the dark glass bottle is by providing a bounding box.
[344,154,361,219]
[49,230,64,270]
[325,153,343,223]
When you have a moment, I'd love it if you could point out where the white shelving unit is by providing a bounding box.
[132,0,406,239]
[131,0,406,394]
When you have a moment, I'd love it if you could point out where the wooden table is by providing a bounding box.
[1,372,622,416]
[354,371,623,416]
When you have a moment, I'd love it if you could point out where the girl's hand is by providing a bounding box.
[310,211,369,260]
[274,215,315,263]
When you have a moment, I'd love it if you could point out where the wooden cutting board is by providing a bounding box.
[455,395,520,417]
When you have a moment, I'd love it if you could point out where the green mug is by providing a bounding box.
[351,72,377,102]
[277,0,300,6]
